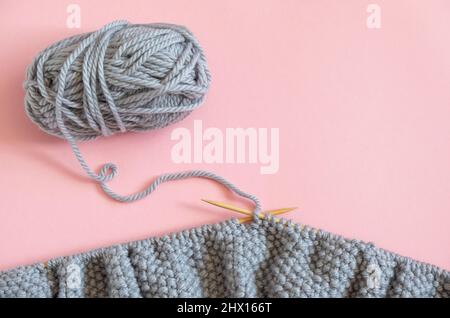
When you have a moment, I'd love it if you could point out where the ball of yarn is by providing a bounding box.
[22,21,261,213]
[24,20,211,141]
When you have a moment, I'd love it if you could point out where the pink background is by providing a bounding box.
[0,0,449,271]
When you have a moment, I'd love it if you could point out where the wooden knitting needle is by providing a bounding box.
[201,199,296,223]
[201,199,252,215]
[201,199,296,216]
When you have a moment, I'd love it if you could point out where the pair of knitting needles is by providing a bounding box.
[201,199,297,223]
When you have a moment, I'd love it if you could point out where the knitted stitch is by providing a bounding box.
[1,217,449,298]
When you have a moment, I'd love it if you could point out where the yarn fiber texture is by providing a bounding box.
[1,217,449,298]
[23,21,262,212]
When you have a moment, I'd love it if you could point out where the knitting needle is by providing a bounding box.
[201,199,296,222]
[201,199,252,215]
[237,207,296,224]
[201,199,296,216]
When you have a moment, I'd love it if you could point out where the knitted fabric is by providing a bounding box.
[0,217,449,298]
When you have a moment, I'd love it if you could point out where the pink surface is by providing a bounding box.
[0,0,449,271]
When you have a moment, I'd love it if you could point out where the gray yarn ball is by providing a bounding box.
[24,20,211,141]
[21,21,260,210]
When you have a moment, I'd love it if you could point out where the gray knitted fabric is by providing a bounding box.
[1,217,449,298]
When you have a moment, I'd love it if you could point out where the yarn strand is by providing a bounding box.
[25,21,262,215]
